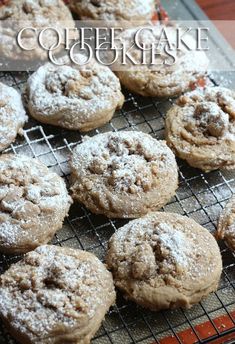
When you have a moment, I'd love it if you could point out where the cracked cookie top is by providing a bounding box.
[69,0,155,21]
[25,55,124,131]
[177,87,235,143]
[106,212,222,310]
[0,0,72,20]
[0,154,72,253]
[166,86,235,171]
[0,245,115,343]
[0,0,75,61]
[0,82,27,152]
[114,25,209,98]
[70,131,178,218]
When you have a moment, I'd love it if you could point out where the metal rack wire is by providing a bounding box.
[0,68,234,344]
[0,2,235,341]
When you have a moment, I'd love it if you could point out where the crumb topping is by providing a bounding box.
[26,55,124,122]
[108,213,219,287]
[0,0,71,20]
[0,245,115,341]
[218,195,235,251]
[178,87,235,142]
[71,131,176,194]
[115,25,209,74]
[0,83,27,151]
[70,0,155,21]
[0,155,71,249]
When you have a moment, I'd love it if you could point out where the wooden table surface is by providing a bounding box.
[196,0,235,47]
[196,0,235,20]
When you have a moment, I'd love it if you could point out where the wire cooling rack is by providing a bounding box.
[0,69,234,344]
[0,0,235,342]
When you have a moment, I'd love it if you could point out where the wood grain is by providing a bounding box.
[196,0,235,47]
[196,0,235,20]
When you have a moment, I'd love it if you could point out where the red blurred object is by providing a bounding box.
[0,0,9,6]
[151,11,159,22]
[190,77,207,90]
[152,0,169,23]
[158,6,169,22]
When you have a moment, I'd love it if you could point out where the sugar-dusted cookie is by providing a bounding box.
[0,82,27,152]
[217,194,235,251]
[24,55,124,131]
[166,86,235,172]
[0,245,116,343]
[70,131,178,218]
[0,0,75,61]
[107,212,222,310]
[114,25,209,98]
[0,154,72,254]
[69,0,155,21]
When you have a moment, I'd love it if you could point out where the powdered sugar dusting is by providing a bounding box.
[71,131,177,194]
[157,223,191,268]
[111,212,220,281]
[178,86,235,141]
[115,24,209,74]
[0,82,27,151]
[70,0,155,20]
[113,24,209,97]
[130,0,154,16]
[0,154,72,253]
[0,245,115,342]
[25,55,124,130]
[0,0,75,61]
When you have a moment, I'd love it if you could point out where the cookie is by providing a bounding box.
[0,0,74,61]
[114,25,209,98]
[106,212,222,310]
[0,154,72,254]
[69,0,155,21]
[24,55,124,131]
[0,82,27,152]
[70,131,178,218]
[0,245,116,344]
[166,86,235,172]
[217,195,235,251]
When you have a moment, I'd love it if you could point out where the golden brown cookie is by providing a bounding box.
[217,195,235,251]
[24,54,124,131]
[106,212,222,311]
[70,131,178,218]
[0,245,116,344]
[166,86,235,172]
[0,82,27,152]
[0,154,72,254]
[114,25,209,98]
[69,0,155,21]
[0,0,75,61]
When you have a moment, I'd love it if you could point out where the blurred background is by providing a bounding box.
[196,0,235,20]
[196,0,235,48]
